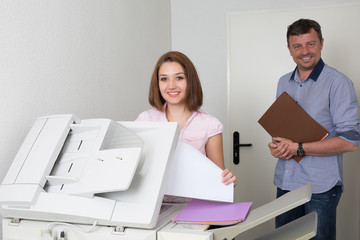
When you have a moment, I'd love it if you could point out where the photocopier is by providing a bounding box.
[0,114,317,240]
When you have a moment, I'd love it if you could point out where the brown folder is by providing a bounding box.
[258,91,328,162]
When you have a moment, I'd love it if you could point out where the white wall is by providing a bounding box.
[0,0,171,236]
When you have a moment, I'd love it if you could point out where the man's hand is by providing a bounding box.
[268,137,297,159]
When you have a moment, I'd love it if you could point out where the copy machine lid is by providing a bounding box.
[98,121,180,228]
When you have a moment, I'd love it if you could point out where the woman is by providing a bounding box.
[136,51,236,201]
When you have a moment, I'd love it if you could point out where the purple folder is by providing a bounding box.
[172,199,252,225]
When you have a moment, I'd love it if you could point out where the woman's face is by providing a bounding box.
[158,62,187,107]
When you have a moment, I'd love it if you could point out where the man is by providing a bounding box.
[268,18,359,240]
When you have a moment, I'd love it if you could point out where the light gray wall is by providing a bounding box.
[0,0,171,235]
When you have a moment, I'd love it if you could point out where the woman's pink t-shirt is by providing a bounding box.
[136,108,223,155]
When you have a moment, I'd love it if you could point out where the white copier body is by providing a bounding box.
[0,115,316,240]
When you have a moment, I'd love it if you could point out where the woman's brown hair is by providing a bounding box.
[148,51,203,112]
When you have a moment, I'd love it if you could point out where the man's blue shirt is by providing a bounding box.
[274,59,360,193]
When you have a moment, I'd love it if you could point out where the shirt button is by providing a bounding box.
[300,85,303,87]
[285,170,289,174]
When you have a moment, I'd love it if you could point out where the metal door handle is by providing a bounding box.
[233,131,252,165]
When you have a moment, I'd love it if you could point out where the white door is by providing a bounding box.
[228,4,360,239]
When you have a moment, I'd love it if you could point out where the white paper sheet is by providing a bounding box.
[165,142,233,202]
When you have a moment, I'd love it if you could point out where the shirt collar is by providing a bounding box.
[162,103,200,125]
[290,58,325,82]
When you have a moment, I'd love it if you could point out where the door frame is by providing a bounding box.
[227,3,360,239]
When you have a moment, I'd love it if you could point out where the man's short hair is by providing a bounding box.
[287,19,322,46]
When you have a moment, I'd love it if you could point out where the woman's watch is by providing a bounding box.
[297,142,305,157]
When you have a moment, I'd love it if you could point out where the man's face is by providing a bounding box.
[288,28,324,73]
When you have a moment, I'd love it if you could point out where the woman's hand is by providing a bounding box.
[221,168,237,187]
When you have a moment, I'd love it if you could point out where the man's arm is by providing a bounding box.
[268,136,357,160]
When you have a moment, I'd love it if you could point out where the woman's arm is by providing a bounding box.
[206,133,225,169]
[206,133,237,186]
